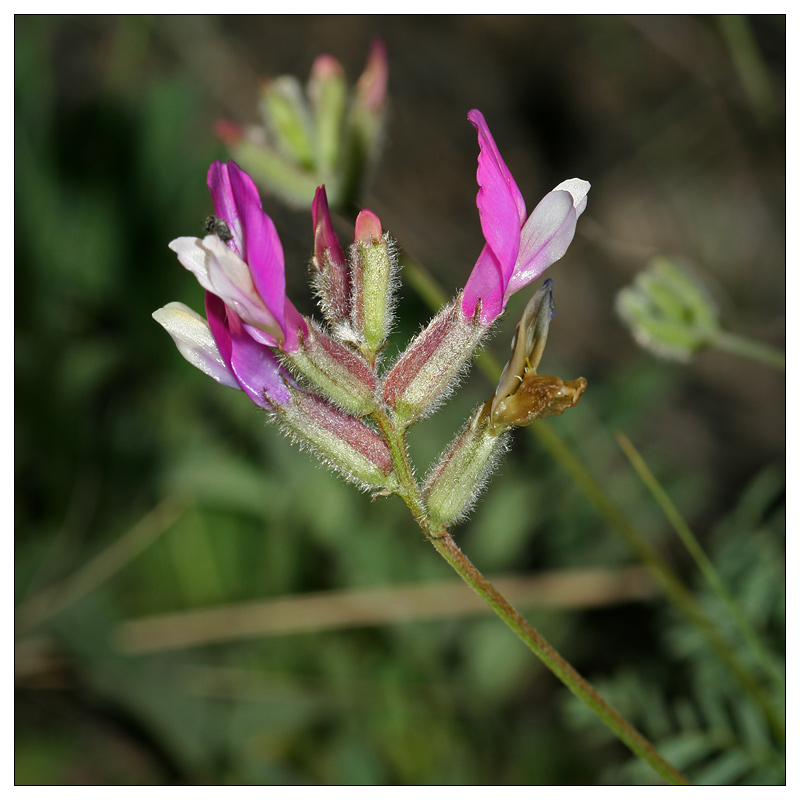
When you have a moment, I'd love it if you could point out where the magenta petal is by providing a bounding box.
[207,162,244,257]
[205,292,233,372]
[227,311,292,407]
[507,191,578,296]
[225,164,287,338]
[461,243,506,324]
[312,186,347,268]
[468,110,526,277]
[281,301,308,352]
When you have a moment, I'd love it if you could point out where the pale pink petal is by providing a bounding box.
[507,190,578,296]
[169,237,214,291]
[202,235,283,343]
[152,302,239,389]
[553,178,590,218]
[507,179,590,296]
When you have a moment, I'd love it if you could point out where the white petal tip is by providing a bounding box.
[553,178,590,214]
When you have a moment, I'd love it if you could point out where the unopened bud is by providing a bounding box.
[355,39,389,113]
[225,128,320,208]
[277,390,397,492]
[350,210,396,359]
[259,76,315,168]
[423,403,509,529]
[216,42,389,211]
[616,257,719,361]
[312,186,350,328]
[339,40,389,208]
[382,299,485,427]
[308,55,347,179]
[283,318,376,415]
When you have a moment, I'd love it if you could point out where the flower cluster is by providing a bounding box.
[215,40,388,212]
[154,110,589,524]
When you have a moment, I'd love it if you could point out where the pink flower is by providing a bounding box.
[152,298,294,407]
[170,161,307,352]
[154,161,307,407]
[461,110,590,325]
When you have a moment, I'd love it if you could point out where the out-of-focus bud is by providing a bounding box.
[354,39,389,113]
[308,55,348,180]
[283,319,377,416]
[381,300,486,428]
[616,257,720,361]
[276,389,398,492]
[489,280,586,431]
[350,209,396,361]
[259,76,316,168]
[311,186,351,329]
[217,41,389,212]
[340,39,389,206]
[423,403,509,529]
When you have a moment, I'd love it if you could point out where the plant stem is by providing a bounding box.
[372,401,690,785]
[430,532,691,786]
[710,329,785,371]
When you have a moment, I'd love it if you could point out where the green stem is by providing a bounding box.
[430,533,691,786]
[372,402,690,785]
[615,431,784,690]
[710,329,785,371]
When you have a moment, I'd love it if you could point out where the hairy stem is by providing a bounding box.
[373,401,690,785]
[430,532,691,786]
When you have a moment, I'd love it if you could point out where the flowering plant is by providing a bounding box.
[155,110,588,514]
[154,108,693,785]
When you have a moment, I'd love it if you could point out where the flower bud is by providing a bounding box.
[339,40,389,206]
[216,42,389,212]
[615,257,720,361]
[276,390,397,492]
[283,318,377,416]
[349,210,396,360]
[259,76,315,168]
[423,403,509,529]
[308,55,347,179]
[311,186,351,329]
[354,39,389,114]
[489,281,586,431]
[381,300,485,427]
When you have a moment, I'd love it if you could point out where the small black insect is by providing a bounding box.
[204,215,233,242]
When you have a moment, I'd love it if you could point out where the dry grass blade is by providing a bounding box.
[114,565,655,654]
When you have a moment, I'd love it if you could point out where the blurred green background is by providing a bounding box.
[15,15,784,785]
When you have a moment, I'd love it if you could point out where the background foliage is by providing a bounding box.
[15,15,784,785]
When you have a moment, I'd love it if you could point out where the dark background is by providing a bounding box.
[15,16,785,785]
